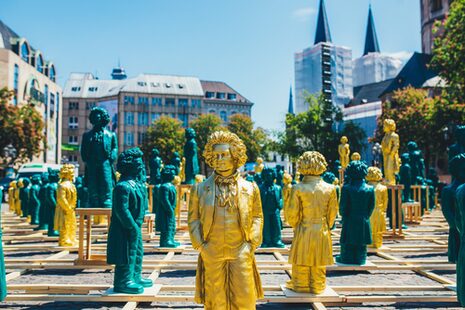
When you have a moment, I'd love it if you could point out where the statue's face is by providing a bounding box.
[263,170,275,183]
[341,136,348,144]
[212,144,236,177]
[135,157,144,174]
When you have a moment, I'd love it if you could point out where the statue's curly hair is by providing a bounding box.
[185,128,196,139]
[383,119,396,132]
[203,131,247,168]
[351,152,361,161]
[366,166,383,182]
[322,171,336,184]
[449,154,465,178]
[151,148,160,157]
[340,136,348,143]
[89,107,110,126]
[59,164,75,180]
[117,147,144,176]
[345,160,368,180]
[297,151,327,176]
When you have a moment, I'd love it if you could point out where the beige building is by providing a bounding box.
[0,20,62,164]
[420,0,452,54]
[62,69,253,174]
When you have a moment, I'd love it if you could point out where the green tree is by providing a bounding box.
[341,121,367,156]
[141,116,184,163]
[431,0,465,103]
[0,88,45,166]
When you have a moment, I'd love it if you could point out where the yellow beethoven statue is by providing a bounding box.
[8,181,17,212]
[55,164,77,247]
[188,131,264,309]
[282,172,293,223]
[381,119,400,185]
[286,151,338,294]
[15,179,22,216]
[351,152,361,161]
[366,167,388,248]
[338,136,350,169]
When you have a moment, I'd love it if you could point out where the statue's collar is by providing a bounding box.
[214,171,240,185]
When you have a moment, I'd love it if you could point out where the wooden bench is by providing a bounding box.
[402,201,422,223]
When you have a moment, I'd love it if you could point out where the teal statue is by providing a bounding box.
[149,148,163,185]
[453,154,465,306]
[75,176,89,209]
[259,167,284,248]
[37,173,49,230]
[332,160,342,177]
[80,107,118,209]
[442,154,465,263]
[449,125,465,162]
[45,169,59,236]
[107,148,153,294]
[29,175,42,225]
[336,161,375,265]
[0,189,6,301]
[19,177,30,218]
[407,141,425,184]
[171,152,182,176]
[399,153,412,202]
[183,128,200,185]
[275,165,284,187]
[157,165,179,247]
[137,161,149,213]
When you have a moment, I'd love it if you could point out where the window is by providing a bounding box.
[137,132,146,144]
[86,102,96,110]
[179,114,188,127]
[165,83,172,88]
[178,98,188,107]
[227,93,237,100]
[150,82,160,87]
[36,55,44,74]
[220,111,227,122]
[216,92,226,99]
[171,113,176,118]
[88,86,98,92]
[231,111,237,115]
[177,84,185,89]
[49,66,56,82]
[125,112,134,125]
[71,86,81,92]
[151,113,160,123]
[431,0,443,12]
[151,97,161,106]
[68,136,78,145]
[191,99,201,108]
[69,102,79,110]
[206,91,215,98]
[50,93,55,116]
[69,116,78,129]
[13,64,19,105]
[138,96,149,105]
[137,81,147,87]
[44,84,49,109]
[69,155,78,162]
[20,43,29,63]
[165,98,175,106]
[124,132,134,146]
[124,96,135,105]
[138,112,148,126]
[209,109,215,114]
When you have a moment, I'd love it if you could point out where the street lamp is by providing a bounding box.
[372,142,381,168]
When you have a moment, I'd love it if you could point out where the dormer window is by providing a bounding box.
[137,81,147,87]
[20,42,29,63]
[88,86,98,92]
[227,93,237,100]
[48,65,56,82]
[150,82,160,87]
[178,84,185,89]
[165,83,172,88]
[36,54,44,74]
[206,91,215,98]
[71,86,81,92]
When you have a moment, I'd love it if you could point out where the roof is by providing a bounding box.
[363,6,380,56]
[0,19,20,50]
[288,86,294,115]
[314,0,332,45]
[381,52,438,96]
[63,73,204,98]
[347,78,394,107]
[200,80,252,104]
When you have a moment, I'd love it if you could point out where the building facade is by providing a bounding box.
[0,20,62,164]
[420,0,452,54]
[62,70,253,174]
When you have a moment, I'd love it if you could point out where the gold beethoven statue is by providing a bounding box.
[381,119,400,185]
[351,152,361,161]
[286,151,338,294]
[188,131,264,309]
[338,136,350,169]
[366,167,388,249]
[15,179,23,216]
[254,157,264,174]
[8,181,17,213]
[55,164,78,247]
[282,172,293,223]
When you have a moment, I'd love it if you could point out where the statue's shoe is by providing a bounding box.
[260,243,270,248]
[114,282,144,294]
[173,240,181,247]
[163,240,178,248]
[48,231,59,237]
[273,241,286,248]
[135,277,153,288]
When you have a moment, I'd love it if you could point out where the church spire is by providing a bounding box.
[314,0,332,45]
[363,5,380,56]
[288,86,294,115]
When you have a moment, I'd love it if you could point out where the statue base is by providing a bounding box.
[280,285,342,302]
[105,284,161,296]
[335,260,375,267]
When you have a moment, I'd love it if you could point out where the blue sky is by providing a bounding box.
[1,0,421,130]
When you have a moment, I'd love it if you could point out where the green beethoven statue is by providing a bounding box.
[75,176,89,209]
[157,165,179,247]
[19,177,31,219]
[171,152,182,176]
[80,107,117,213]
[442,154,465,263]
[453,154,465,306]
[37,173,49,230]
[259,167,284,248]
[449,125,465,162]
[149,148,163,185]
[107,148,153,294]
[336,161,375,265]
[0,188,5,301]
[399,153,412,202]
[45,170,59,237]
[184,128,200,185]
[29,175,42,225]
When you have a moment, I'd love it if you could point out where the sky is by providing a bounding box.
[0,0,421,131]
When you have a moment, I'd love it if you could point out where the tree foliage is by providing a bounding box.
[431,0,465,103]
[0,88,45,166]
[341,121,367,155]
[141,116,184,163]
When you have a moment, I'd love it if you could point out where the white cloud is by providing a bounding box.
[293,7,316,22]
[384,51,413,63]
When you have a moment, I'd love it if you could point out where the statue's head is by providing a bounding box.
[407,141,418,152]
[117,147,144,178]
[276,165,284,172]
[185,128,196,140]
[203,131,247,177]
[333,160,341,168]
[21,177,30,187]
[416,176,426,185]
[351,152,361,161]
[173,175,181,185]
[41,172,49,184]
[89,107,110,128]
[455,125,465,145]
[151,148,160,157]
[173,152,180,159]
[383,119,396,133]
[262,168,276,184]
[59,164,75,181]
[10,180,17,188]
[366,167,383,182]
[322,171,336,184]
[340,136,348,144]
[195,174,205,183]
[345,161,368,181]
[256,157,263,164]
[17,178,23,188]
[161,165,176,183]
[401,152,410,164]
[31,174,41,185]
[48,169,60,183]
[283,172,293,185]
[449,154,465,181]
[412,150,421,160]
[297,151,327,176]
[75,176,83,186]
